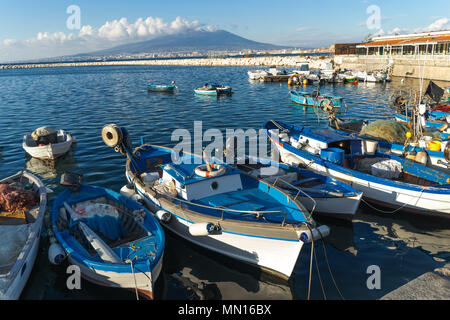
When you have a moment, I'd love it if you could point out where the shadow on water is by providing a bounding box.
[161,230,294,300]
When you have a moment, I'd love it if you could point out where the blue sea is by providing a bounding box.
[0,65,449,300]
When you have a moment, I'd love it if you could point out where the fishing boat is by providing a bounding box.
[50,173,165,299]
[290,90,343,109]
[147,83,176,93]
[23,127,73,161]
[233,156,362,220]
[394,113,450,139]
[0,171,47,300]
[264,120,450,218]
[194,84,233,96]
[328,117,450,172]
[102,124,330,280]
[354,71,385,83]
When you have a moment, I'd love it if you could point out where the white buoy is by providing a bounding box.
[48,238,65,265]
[189,223,218,236]
[120,184,136,198]
[156,210,171,223]
[300,225,330,243]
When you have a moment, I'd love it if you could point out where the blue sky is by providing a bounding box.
[0,0,449,61]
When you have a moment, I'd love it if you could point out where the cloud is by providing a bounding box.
[0,16,217,62]
[414,17,450,32]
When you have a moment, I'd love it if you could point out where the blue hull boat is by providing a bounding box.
[264,120,450,218]
[147,85,175,93]
[234,156,362,220]
[102,124,329,279]
[290,90,343,109]
[51,180,165,299]
[328,117,450,172]
[194,85,232,96]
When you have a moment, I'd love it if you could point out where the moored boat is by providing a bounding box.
[234,156,362,220]
[51,173,165,299]
[23,127,73,161]
[264,120,450,219]
[194,84,233,96]
[0,171,47,300]
[102,124,330,280]
[147,83,176,93]
[290,90,343,109]
[329,117,450,172]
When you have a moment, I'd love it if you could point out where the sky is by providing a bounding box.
[0,0,449,62]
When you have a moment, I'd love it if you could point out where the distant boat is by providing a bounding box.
[290,90,343,109]
[194,84,233,96]
[51,174,165,299]
[147,84,175,93]
[0,171,47,300]
[23,127,73,161]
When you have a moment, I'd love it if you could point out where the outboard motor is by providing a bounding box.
[60,172,83,192]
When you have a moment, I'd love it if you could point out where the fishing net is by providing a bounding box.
[31,126,58,145]
[0,184,38,218]
[359,120,409,144]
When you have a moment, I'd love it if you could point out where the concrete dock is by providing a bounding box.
[381,264,450,300]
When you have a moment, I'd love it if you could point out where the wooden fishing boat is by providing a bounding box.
[290,90,343,109]
[23,127,73,161]
[102,124,329,280]
[147,84,175,93]
[0,171,47,300]
[264,120,450,219]
[51,173,165,299]
[194,84,233,96]
[233,156,362,220]
[329,117,450,172]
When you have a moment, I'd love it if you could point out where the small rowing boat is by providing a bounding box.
[51,173,165,299]
[194,84,233,96]
[0,171,47,300]
[23,127,73,161]
[290,90,343,109]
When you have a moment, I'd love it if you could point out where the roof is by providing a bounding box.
[358,35,450,47]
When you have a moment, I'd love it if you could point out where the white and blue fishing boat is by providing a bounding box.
[1,171,47,300]
[329,117,450,172]
[264,120,450,219]
[290,90,343,109]
[234,156,362,220]
[194,84,233,96]
[147,84,176,93]
[102,124,329,280]
[50,173,165,299]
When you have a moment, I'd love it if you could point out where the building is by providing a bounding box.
[334,43,359,55]
[356,30,450,58]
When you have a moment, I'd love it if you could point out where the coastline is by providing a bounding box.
[0,55,329,70]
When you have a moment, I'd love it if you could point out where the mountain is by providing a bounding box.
[75,30,289,57]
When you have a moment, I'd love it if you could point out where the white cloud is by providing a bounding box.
[414,17,450,33]
[0,16,217,62]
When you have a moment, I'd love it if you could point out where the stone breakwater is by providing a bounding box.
[0,56,332,70]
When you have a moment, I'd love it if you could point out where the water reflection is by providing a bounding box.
[25,151,78,182]
[162,232,293,300]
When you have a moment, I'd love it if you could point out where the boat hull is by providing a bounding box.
[290,91,343,108]
[0,171,46,300]
[147,85,175,93]
[127,171,304,280]
[23,131,73,160]
[268,134,450,218]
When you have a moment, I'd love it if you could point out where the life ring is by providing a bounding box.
[194,164,227,178]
